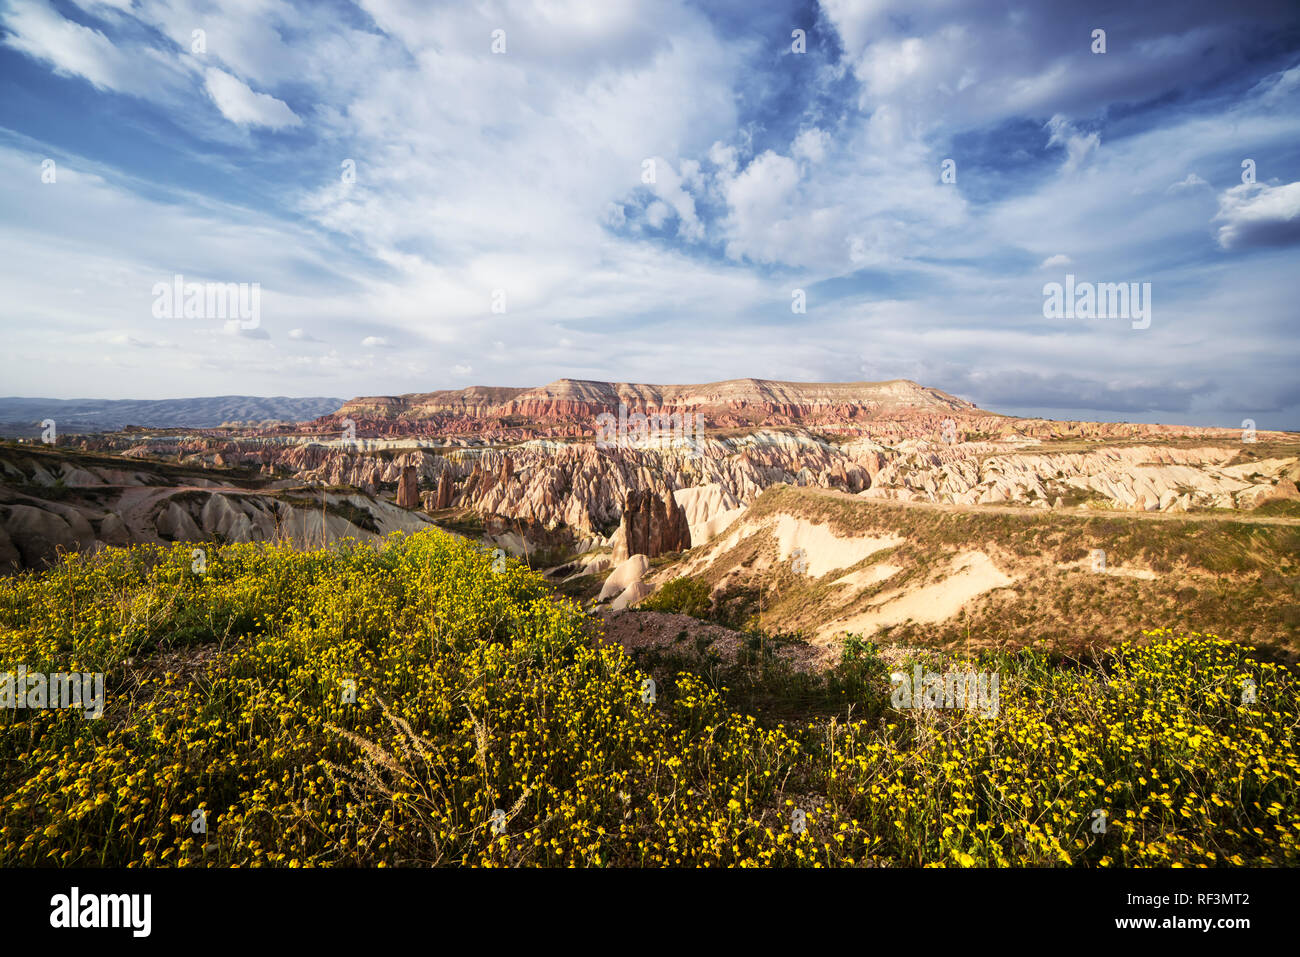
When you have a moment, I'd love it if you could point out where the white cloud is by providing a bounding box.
[361,336,389,348]
[644,200,671,229]
[203,68,301,129]
[224,321,269,339]
[820,1,1250,131]
[1214,181,1300,249]
[642,157,704,241]
[707,141,737,174]
[603,203,626,228]
[718,150,801,263]
[792,128,830,164]
[1040,254,1072,268]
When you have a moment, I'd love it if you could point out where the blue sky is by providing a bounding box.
[0,0,1298,428]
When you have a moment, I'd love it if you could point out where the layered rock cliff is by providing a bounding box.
[326,377,980,435]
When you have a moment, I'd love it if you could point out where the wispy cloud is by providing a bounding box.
[0,0,1296,427]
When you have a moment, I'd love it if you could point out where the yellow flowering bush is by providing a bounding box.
[0,530,1295,867]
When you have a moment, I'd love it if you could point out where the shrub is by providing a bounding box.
[638,575,712,618]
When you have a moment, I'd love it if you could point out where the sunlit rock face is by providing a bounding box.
[611,488,691,563]
[28,377,1292,575]
[396,465,419,509]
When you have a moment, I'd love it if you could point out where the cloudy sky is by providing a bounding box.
[1,0,1298,427]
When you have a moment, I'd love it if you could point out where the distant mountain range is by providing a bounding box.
[0,380,984,438]
[0,396,344,435]
[337,377,981,423]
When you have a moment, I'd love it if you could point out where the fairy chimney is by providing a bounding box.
[397,465,420,508]
[614,488,691,562]
[434,470,454,509]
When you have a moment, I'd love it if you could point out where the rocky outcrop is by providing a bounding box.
[98,511,130,546]
[434,470,454,509]
[13,385,1297,579]
[333,378,980,431]
[0,469,436,572]
[1241,478,1300,509]
[397,465,419,508]
[337,386,527,421]
[155,501,203,541]
[613,489,691,563]
[598,554,651,604]
[609,579,653,611]
[307,377,1281,450]
[856,443,1299,513]
[673,484,746,544]
[0,503,92,569]
[74,427,1300,540]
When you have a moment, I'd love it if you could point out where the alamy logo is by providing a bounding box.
[890,666,1000,717]
[151,274,260,329]
[1043,274,1150,329]
[595,403,705,453]
[1240,677,1257,705]
[50,887,151,937]
[1,665,103,718]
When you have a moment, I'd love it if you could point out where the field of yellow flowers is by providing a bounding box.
[1,529,1296,867]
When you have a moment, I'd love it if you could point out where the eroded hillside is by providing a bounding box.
[0,444,435,571]
[635,485,1300,663]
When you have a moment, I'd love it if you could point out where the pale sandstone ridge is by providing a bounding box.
[645,505,1020,661]
[813,551,1016,647]
[673,485,745,544]
[770,514,904,579]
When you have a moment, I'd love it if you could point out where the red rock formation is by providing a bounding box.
[618,488,691,560]
[396,465,419,508]
[334,378,981,433]
[462,465,482,501]
[434,470,453,509]
[72,379,1298,544]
